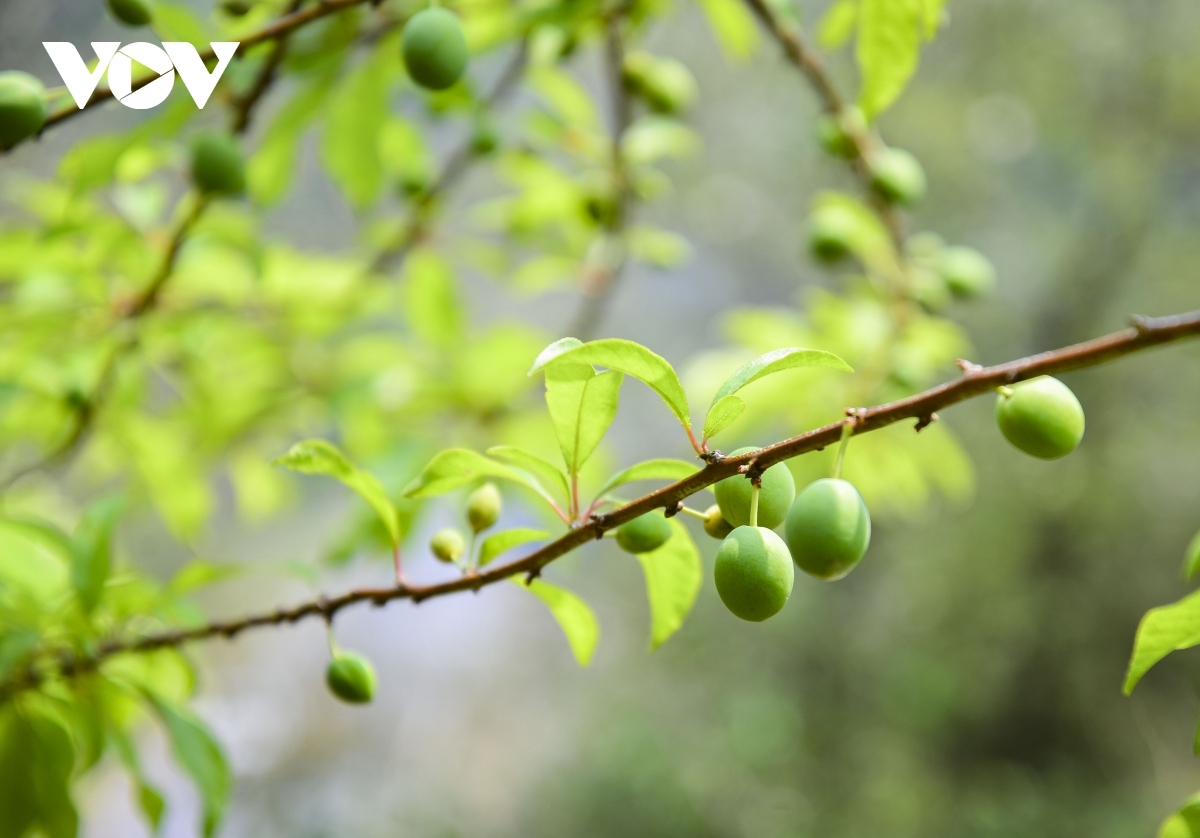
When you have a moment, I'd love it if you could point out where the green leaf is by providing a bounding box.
[144,692,230,838]
[320,43,398,209]
[1124,587,1200,694]
[1183,527,1200,581]
[486,447,570,503]
[401,247,462,346]
[595,459,700,499]
[0,707,78,838]
[709,347,852,409]
[248,76,332,206]
[696,0,761,59]
[402,449,560,512]
[702,394,746,441]
[818,0,860,50]
[111,729,166,832]
[70,495,124,614]
[635,519,702,650]
[275,440,400,547]
[1160,793,1200,838]
[544,363,623,475]
[516,578,600,666]
[530,338,691,430]
[479,528,549,567]
[856,0,922,119]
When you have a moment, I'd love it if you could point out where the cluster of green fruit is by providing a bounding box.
[429,482,502,565]
[814,106,926,206]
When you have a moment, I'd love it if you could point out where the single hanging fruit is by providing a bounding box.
[401,7,469,91]
[995,376,1085,459]
[325,652,377,704]
[714,526,794,622]
[466,482,501,532]
[785,478,871,580]
[430,528,466,563]
[869,148,926,205]
[0,72,46,150]
[938,246,995,299]
[807,204,862,264]
[713,447,795,530]
[191,132,245,196]
[615,512,672,554]
[107,0,155,26]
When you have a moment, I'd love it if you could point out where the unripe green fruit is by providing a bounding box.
[467,482,501,532]
[622,51,697,115]
[869,148,926,205]
[615,512,672,554]
[713,447,795,530]
[909,267,951,314]
[938,246,995,299]
[785,478,871,581]
[430,528,466,563]
[0,72,46,151]
[191,132,245,196]
[702,504,733,540]
[325,652,376,704]
[807,204,861,264]
[995,376,1085,460]
[220,0,253,15]
[815,105,866,159]
[107,0,154,27]
[714,526,794,622]
[471,114,500,156]
[401,8,469,91]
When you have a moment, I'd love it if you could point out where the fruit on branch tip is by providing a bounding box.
[714,526,794,622]
[807,204,862,264]
[702,504,733,540]
[0,72,46,150]
[714,447,795,530]
[869,148,926,206]
[621,51,698,115]
[816,105,866,159]
[430,528,466,563]
[466,482,501,532]
[401,7,469,91]
[107,0,154,26]
[325,652,377,704]
[995,376,1084,460]
[191,132,245,196]
[785,478,871,581]
[616,512,672,554]
[938,246,995,299]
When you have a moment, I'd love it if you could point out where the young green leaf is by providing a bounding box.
[479,528,549,567]
[709,347,852,408]
[402,448,561,512]
[515,578,600,666]
[275,440,401,547]
[486,446,570,502]
[0,707,78,838]
[595,459,700,499]
[1158,792,1200,838]
[1124,588,1200,694]
[695,0,760,60]
[702,394,746,442]
[529,338,691,430]
[70,495,124,614]
[634,519,702,650]
[544,363,623,475]
[856,0,922,119]
[1183,528,1200,581]
[111,729,166,832]
[818,0,859,50]
[144,692,231,838]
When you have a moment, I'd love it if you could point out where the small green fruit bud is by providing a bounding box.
[401,8,469,91]
[938,246,996,299]
[430,528,466,563]
[702,504,733,540]
[325,652,376,704]
[471,114,500,156]
[714,526,794,622]
[807,204,862,264]
[785,478,871,581]
[815,105,866,159]
[191,132,245,196]
[466,482,501,533]
[713,447,796,530]
[869,148,926,205]
[220,0,254,15]
[107,0,154,26]
[622,51,697,115]
[0,72,46,151]
[615,512,672,554]
[909,267,951,313]
[995,376,1085,460]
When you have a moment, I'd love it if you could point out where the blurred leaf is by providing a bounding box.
[1124,588,1200,694]
[517,578,599,666]
[1160,793,1200,838]
[623,119,700,165]
[857,0,923,118]
[402,448,560,511]
[321,44,398,209]
[487,446,570,503]
[248,76,332,206]
[818,0,860,50]
[144,692,230,838]
[479,528,549,567]
[696,0,761,59]
[401,248,462,347]
[595,458,699,499]
[702,394,746,441]
[1183,527,1200,581]
[544,363,623,476]
[529,66,599,129]
[628,226,691,269]
[111,729,166,833]
[275,440,400,547]
[166,559,242,596]
[70,495,124,614]
[0,706,78,838]
[635,519,702,650]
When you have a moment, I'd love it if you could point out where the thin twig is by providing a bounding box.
[4,309,1198,699]
[230,0,306,135]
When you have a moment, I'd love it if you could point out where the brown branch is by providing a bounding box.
[229,0,306,135]
[4,308,1198,700]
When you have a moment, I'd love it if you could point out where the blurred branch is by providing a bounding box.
[229,0,306,135]
[5,308,1199,699]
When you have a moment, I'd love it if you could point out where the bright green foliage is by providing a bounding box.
[69,496,124,613]
[518,578,600,666]
[856,0,947,117]
[615,511,673,554]
[325,653,377,704]
[703,504,733,539]
[869,147,926,205]
[633,519,701,648]
[430,528,466,563]
[401,8,469,91]
[145,692,231,836]
[703,395,746,440]
[1124,587,1200,694]
[1159,794,1200,838]
[0,72,46,150]
[713,447,796,529]
[191,132,245,196]
[622,51,698,114]
[815,105,866,158]
[479,528,548,566]
[714,526,794,622]
[542,363,623,476]
[938,246,996,298]
[0,707,78,838]
[107,0,154,26]
[466,482,502,532]
[1184,528,1200,581]
[995,377,1085,460]
[785,478,872,580]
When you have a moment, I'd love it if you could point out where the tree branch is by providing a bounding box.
[229,0,306,135]
[4,308,1198,700]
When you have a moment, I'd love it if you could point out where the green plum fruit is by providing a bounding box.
[869,148,926,205]
[0,72,46,150]
[622,51,697,114]
[108,0,154,26]
[702,504,733,540]
[808,204,862,263]
[466,482,501,532]
[191,132,245,196]
[615,512,672,554]
[430,528,466,563]
[325,652,376,704]
[785,478,871,580]
[815,105,866,159]
[714,526,795,622]
[714,447,795,530]
[401,8,469,91]
[938,246,996,299]
[995,376,1085,459]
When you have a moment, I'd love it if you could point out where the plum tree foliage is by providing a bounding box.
[0,0,1197,835]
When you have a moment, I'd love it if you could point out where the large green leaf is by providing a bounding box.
[0,707,78,838]
[320,41,397,209]
[634,519,702,650]
[479,528,549,567]
[856,0,922,119]
[144,692,231,838]
[1183,527,1200,581]
[275,440,400,547]
[402,448,559,511]
[702,394,745,442]
[530,338,690,430]
[70,495,124,614]
[709,347,852,407]
[1124,588,1200,694]
[487,446,570,502]
[543,363,623,475]
[595,459,699,499]
[516,578,600,666]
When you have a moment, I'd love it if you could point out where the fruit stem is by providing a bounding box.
[677,506,708,520]
[325,625,340,658]
[392,544,405,587]
[832,421,853,480]
[749,484,760,528]
[996,385,1014,398]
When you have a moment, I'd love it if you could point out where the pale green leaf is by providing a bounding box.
[696,0,761,59]
[544,363,623,475]
[530,338,691,430]
[1124,588,1200,694]
[144,693,230,838]
[486,447,570,503]
[479,528,549,567]
[818,0,860,50]
[920,0,949,37]
[1183,528,1200,581]
[401,247,462,346]
[70,495,124,614]
[1159,793,1200,838]
[710,347,852,407]
[702,394,746,441]
[856,0,922,118]
[320,44,398,209]
[274,440,400,547]
[402,449,560,512]
[248,76,332,206]
[529,66,599,129]
[516,578,600,666]
[595,458,700,499]
[0,707,77,838]
[628,226,692,269]
[635,519,702,649]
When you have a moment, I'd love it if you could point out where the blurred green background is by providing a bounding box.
[4,0,1200,835]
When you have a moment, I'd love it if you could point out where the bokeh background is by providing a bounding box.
[4,0,1200,835]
